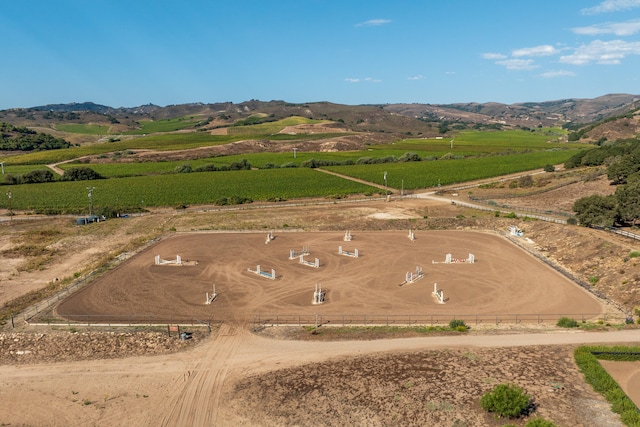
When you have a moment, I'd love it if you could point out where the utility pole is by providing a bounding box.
[87,187,95,216]
[6,190,11,222]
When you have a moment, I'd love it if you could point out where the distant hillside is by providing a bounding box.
[0,94,639,142]
[384,93,640,129]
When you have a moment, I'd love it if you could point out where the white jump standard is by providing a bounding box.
[289,246,310,260]
[205,284,218,305]
[312,283,325,305]
[299,254,320,268]
[432,282,445,304]
[247,264,277,280]
[154,255,182,266]
[432,253,475,264]
[408,229,416,242]
[343,230,352,241]
[338,245,359,258]
[265,231,275,244]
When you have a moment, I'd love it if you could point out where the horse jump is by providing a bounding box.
[289,246,310,260]
[509,225,523,237]
[432,282,445,304]
[312,283,325,305]
[265,231,275,244]
[343,230,352,241]
[299,254,320,268]
[400,266,424,286]
[338,245,359,258]
[205,284,217,305]
[247,264,276,280]
[432,253,475,264]
[154,255,182,266]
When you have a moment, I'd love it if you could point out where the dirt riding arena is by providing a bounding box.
[56,230,605,324]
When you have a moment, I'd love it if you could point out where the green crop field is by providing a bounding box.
[124,116,208,134]
[326,149,583,190]
[226,116,329,136]
[3,168,379,212]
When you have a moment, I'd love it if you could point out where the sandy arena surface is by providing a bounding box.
[55,230,605,324]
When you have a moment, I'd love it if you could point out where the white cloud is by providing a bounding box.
[512,45,558,57]
[355,19,391,27]
[344,77,382,83]
[482,52,507,60]
[495,58,538,70]
[581,0,640,15]
[560,39,640,64]
[540,70,577,78]
[407,75,424,81]
[572,19,640,36]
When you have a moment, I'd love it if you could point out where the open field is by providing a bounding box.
[54,230,605,325]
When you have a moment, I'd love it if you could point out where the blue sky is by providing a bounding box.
[1,0,640,109]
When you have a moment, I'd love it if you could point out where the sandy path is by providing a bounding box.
[3,328,637,426]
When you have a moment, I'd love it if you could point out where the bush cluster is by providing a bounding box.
[479,383,531,418]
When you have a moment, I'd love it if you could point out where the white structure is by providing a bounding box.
[403,266,424,285]
[343,230,352,241]
[299,254,320,268]
[432,283,445,304]
[289,246,310,260]
[408,229,415,242]
[265,231,275,244]
[338,245,359,258]
[433,253,475,264]
[509,225,523,237]
[248,264,276,280]
[205,284,217,304]
[312,283,325,305]
[155,255,182,265]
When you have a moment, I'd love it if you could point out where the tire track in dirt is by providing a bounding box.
[159,323,242,426]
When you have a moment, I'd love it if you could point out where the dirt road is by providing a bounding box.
[2,327,639,426]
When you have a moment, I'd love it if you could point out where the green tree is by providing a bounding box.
[615,175,640,225]
[573,194,617,227]
[21,169,54,184]
[61,167,105,181]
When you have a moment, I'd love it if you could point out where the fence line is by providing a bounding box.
[252,312,609,328]
[467,195,572,218]
[452,200,567,224]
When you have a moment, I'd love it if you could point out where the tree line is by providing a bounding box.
[0,122,70,151]
[567,138,640,227]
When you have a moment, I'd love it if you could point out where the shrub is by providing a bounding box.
[556,317,579,328]
[174,164,193,173]
[480,383,531,418]
[629,251,640,259]
[194,164,218,172]
[449,319,467,330]
[543,164,555,172]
